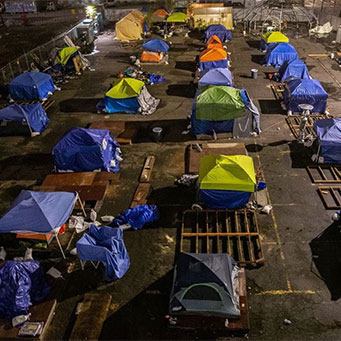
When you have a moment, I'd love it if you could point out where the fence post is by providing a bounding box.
[38,46,42,61]
[24,52,29,70]
[2,70,6,83]
[8,63,14,79]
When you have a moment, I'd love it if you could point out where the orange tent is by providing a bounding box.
[141,50,164,63]
[200,48,227,62]
[154,9,168,17]
[206,35,223,49]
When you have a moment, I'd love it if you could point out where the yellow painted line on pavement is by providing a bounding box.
[254,289,315,296]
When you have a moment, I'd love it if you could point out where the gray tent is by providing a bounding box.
[169,253,240,318]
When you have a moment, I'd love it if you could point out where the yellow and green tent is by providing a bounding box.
[56,47,78,66]
[199,154,256,192]
[106,78,144,99]
[262,31,289,43]
[166,12,187,23]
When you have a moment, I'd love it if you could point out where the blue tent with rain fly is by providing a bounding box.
[199,68,232,86]
[53,128,121,173]
[0,190,76,234]
[204,24,232,42]
[9,71,55,101]
[278,59,310,82]
[314,118,341,164]
[0,103,49,134]
[283,78,328,114]
[77,225,130,281]
[142,39,169,53]
[263,43,298,68]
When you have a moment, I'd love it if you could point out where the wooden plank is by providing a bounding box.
[42,173,97,187]
[169,269,249,333]
[182,232,259,237]
[93,171,119,185]
[139,156,156,183]
[187,143,246,173]
[130,183,151,208]
[318,186,341,209]
[69,293,112,341]
[307,165,341,183]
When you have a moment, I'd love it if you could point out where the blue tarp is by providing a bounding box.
[77,225,130,281]
[204,25,232,42]
[284,78,328,113]
[0,103,49,133]
[111,205,160,230]
[0,260,50,320]
[142,39,169,53]
[278,59,310,82]
[199,68,232,86]
[97,97,140,114]
[263,43,298,68]
[314,118,341,164]
[200,189,252,209]
[53,128,121,173]
[0,190,76,233]
[9,72,55,101]
[199,59,229,72]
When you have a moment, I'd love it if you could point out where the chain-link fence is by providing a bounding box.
[0,19,82,84]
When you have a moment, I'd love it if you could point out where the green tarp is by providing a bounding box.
[196,86,245,121]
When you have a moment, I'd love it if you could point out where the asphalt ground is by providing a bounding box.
[0,23,341,340]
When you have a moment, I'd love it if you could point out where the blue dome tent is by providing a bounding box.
[283,78,328,114]
[9,71,56,101]
[204,24,232,42]
[142,39,169,53]
[314,118,341,164]
[278,59,310,82]
[0,103,49,135]
[263,43,298,68]
[53,128,122,173]
[199,68,233,86]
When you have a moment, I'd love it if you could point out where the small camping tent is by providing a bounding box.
[198,154,256,209]
[191,86,261,138]
[169,252,240,318]
[97,78,160,115]
[52,128,122,173]
[166,12,187,22]
[199,48,228,72]
[115,10,145,41]
[9,71,56,101]
[283,78,328,114]
[314,118,341,164]
[0,103,49,135]
[278,59,310,82]
[206,35,223,49]
[199,68,232,87]
[151,8,168,22]
[204,24,232,42]
[259,31,289,51]
[141,39,169,63]
[263,42,298,68]
[55,46,79,68]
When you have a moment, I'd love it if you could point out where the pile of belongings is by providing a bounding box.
[97,78,160,115]
[52,128,122,173]
[120,67,166,85]
[0,260,50,320]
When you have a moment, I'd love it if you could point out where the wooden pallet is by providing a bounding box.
[187,143,246,173]
[169,268,249,334]
[139,156,156,183]
[70,293,112,340]
[89,121,138,145]
[130,183,151,208]
[317,186,341,209]
[180,209,264,267]
[271,82,285,101]
[307,165,341,183]
[0,99,55,112]
[286,115,330,139]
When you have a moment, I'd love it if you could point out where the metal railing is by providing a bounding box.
[0,18,84,84]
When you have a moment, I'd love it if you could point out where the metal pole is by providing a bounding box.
[55,233,66,259]
[24,52,29,70]
[8,63,14,79]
